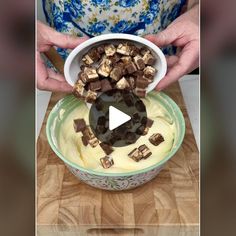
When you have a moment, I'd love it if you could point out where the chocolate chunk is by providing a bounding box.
[136,125,147,135]
[80,64,86,71]
[82,126,94,140]
[85,90,97,103]
[143,66,156,79]
[97,45,105,54]
[88,137,99,147]
[128,148,143,162]
[133,112,140,123]
[116,62,127,75]
[84,67,99,81]
[101,79,112,92]
[105,44,116,56]
[116,77,130,90]
[84,48,101,64]
[117,43,130,55]
[120,56,132,64]
[97,116,106,125]
[100,156,114,169]
[95,99,103,111]
[141,117,154,128]
[108,53,121,64]
[149,133,164,146]
[97,58,112,77]
[73,118,86,132]
[133,55,145,70]
[129,45,140,57]
[89,80,101,91]
[96,124,107,134]
[78,71,88,84]
[123,93,134,106]
[135,100,146,112]
[138,144,152,159]
[110,67,122,81]
[100,143,114,155]
[133,70,144,78]
[134,88,146,98]
[125,132,136,144]
[140,47,151,56]
[124,120,132,129]
[125,61,137,74]
[143,52,156,65]
[73,80,85,98]
[136,76,149,89]
[127,77,136,89]
[82,54,94,65]
[81,135,89,146]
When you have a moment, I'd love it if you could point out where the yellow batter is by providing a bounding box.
[58,96,177,173]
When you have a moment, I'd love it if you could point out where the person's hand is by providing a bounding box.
[145,5,199,91]
[37,21,88,92]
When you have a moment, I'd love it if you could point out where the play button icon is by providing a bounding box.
[109,106,131,131]
[89,89,147,147]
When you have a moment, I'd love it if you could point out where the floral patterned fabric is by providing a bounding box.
[42,0,186,58]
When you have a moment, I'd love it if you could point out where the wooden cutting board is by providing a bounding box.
[37,50,199,236]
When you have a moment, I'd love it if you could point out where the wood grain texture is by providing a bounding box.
[37,82,199,236]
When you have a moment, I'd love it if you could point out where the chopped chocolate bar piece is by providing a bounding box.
[133,70,144,77]
[97,116,107,125]
[100,156,114,169]
[78,71,88,84]
[136,125,146,135]
[140,47,151,56]
[149,133,164,146]
[89,137,99,147]
[133,55,145,70]
[81,135,89,146]
[88,48,101,62]
[116,77,130,90]
[84,67,99,81]
[138,144,152,159]
[143,52,156,65]
[123,93,134,106]
[141,117,154,128]
[129,45,140,57]
[82,126,94,139]
[127,77,135,89]
[105,44,116,56]
[136,76,149,89]
[97,59,112,77]
[117,43,130,55]
[85,90,97,103]
[133,112,140,123]
[108,53,121,64]
[100,143,114,155]
[80,64,86,71]
[73,80,85,98]
[97,45,105,54]
[110,67,122,81]
[135,100,146,112]
[89,80,101,91]
[125,61,137,74]
[101,79,112,92]
[143,66,156,79]
[128,148,143,162]
[73,118,86,132]
[125,132,136,144]
[120,56,132,64]
[134,87,146,98]
[82,54,94,65]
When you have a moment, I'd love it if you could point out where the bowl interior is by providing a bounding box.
[46,92,185,177]
[65,34,167,93]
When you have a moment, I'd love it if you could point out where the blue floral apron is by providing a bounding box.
[42,0,186,58]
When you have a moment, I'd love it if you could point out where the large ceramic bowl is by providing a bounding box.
[46,92,185,191]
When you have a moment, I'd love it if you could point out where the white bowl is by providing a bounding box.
[64,33,167,93]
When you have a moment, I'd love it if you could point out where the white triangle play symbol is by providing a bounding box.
[109,106,131,131]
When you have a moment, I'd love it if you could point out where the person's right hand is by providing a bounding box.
[37,21,88,92]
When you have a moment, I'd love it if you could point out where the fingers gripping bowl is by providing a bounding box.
[46,92,185,191]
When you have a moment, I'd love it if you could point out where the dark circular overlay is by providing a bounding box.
[89,89,147,147]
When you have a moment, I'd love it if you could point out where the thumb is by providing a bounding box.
[145,26,178,47]
[49,30,89,49]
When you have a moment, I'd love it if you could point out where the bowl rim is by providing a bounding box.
[64,33,167,92]
[46,92,185,177]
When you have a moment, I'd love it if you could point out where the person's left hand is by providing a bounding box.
[145,5,199,91]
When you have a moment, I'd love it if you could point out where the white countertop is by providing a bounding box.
[37,75,199,149]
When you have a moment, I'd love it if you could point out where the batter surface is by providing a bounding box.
[58,95,177,173]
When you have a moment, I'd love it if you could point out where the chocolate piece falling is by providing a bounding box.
[116,77,130,90]
[134,87,146,98]
[125,61,137,74]
[128,148,143,162]
[110,67,122,81]
[97,58,112,77]
[88,137,99,148]
[100,156,114,169]
[136,76,149,89]
[123,93,134,106]
[127,77,136,89]
[143,52,156,65]
[95,99,103,111]
[149,133,164,146]
[125,132,136,144]
[85,90,97,103]
[133,112,140,124]
[81,135,89,146]
[101,79,112,92]
[96,124,107,134]
[97,116,107,125]
[82,126,94,139]
[73,118,86,132]
[89,80,101,91]
[141,117,154,128]
[117,43,130,55]
[73,80,85,98]
[84,67,99,81]
[135,100,146,112]
[105,44,116,56]
[138,144,152,159]
[100,143,114,155]
[143,66,156,79]
[133,55,145,70]
[78,71,88,84]
[136,125,147,135]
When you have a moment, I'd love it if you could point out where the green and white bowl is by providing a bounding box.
[46,92,185,191]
